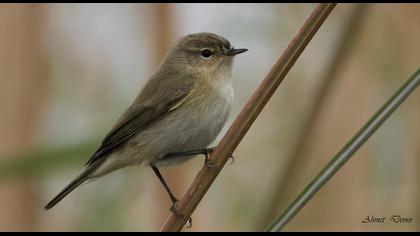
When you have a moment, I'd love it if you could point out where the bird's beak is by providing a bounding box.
[225,48,248,56]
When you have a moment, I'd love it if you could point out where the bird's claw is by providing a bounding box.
[186,217,193,228]
[170,201,193,229]
[229,155,235,164]
[204,152,217,168]
[204,151,235,167]
[169,200,179,214]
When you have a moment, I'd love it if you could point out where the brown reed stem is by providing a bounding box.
[159,3,337,232]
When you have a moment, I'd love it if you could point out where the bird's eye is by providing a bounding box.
[200,49,212,59]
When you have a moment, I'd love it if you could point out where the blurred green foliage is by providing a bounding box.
[0,139,99,181]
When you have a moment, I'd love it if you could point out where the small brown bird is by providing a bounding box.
[45,32,247,212]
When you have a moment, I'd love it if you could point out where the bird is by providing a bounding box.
[44,32,248,213]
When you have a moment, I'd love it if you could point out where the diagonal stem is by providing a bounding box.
[266,68,420,232]
[159,3,337,232]
[257,4,370,228]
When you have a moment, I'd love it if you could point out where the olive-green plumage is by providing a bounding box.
[45,32,247,210]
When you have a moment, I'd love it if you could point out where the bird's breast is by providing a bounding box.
[181,76,233,131]
[214,79,234,105]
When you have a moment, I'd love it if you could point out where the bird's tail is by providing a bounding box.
[44,160,104,210]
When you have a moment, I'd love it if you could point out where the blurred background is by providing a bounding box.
[0,3,419,232]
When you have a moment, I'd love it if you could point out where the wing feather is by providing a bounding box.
[85,75,194,166]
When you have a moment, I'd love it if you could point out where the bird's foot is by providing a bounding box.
[186,217,193,228]
[169,200,179,214]
[162,147,235,168]
[228,155,235,164]
[169,201,193,228]
[203,148,217,168]
[203,148,235,167]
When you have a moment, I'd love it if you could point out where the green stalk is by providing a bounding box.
[266,68,420,232]
[258,5,369,229]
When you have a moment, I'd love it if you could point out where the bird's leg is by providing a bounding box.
[151,165,178,207]
[162,147,235,167]
[151,165,192,226]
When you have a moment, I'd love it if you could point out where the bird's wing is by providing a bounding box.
[85,77,194,166]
